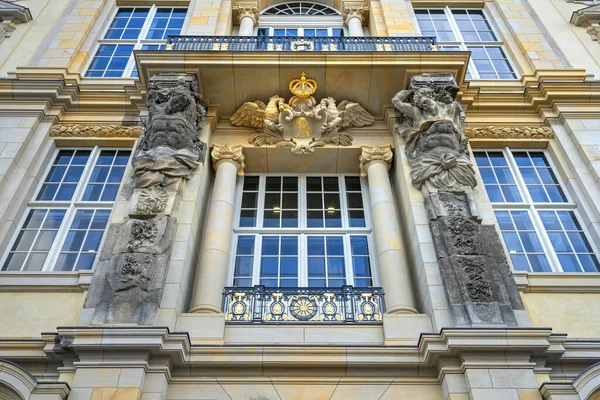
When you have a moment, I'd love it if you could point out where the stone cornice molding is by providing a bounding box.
[0,271,93,292]
[235,1,259,25]
[513,271,600,293]
[50,124,142,138]
[464,126,554,139]
[342,1,366,24]
[211,144,245,175]
[359,145,393,176]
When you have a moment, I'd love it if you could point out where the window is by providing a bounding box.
[261,2,340,15]
[257,28,344,37]
[415,8,516,79]
[474,149,600,273]
[86,6,187,78]
[230,175,376,288]
[1,148,131,272]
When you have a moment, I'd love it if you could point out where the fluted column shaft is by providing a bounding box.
[360,145,417,314]
[190,144,245,313]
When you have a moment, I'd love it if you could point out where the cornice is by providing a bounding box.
[513,271,600,293]
[50,124,142,138]
[0,271,93,292]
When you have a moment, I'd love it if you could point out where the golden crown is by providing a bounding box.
[288,72,317,99]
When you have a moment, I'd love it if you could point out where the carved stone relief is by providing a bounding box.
[394,73,526,327]
[464,126,554,139]
[132,74,207,188]
[230,73,374,154]
[393,73,475,192]
[50,125,142,138]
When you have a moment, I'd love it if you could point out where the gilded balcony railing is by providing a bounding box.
[223,285,384,323]
[165,36,438,52]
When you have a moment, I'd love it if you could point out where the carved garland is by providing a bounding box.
[464,126,553,139]
[50,125,142,138]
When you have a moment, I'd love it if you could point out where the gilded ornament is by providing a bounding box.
[211,143,246,175]
[231,73,374,154]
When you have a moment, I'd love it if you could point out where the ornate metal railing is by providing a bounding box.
[223,286,384,323]
[165,36,438,52]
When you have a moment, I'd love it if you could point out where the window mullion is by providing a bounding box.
[344,234,354,286]
[257,176,266,228]
[252,234,261,285]
[42,205,75,272]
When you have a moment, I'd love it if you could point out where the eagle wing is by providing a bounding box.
[338,100,375,128]
[230,100,267,129]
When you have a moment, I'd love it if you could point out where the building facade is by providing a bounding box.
[1,0,600,399]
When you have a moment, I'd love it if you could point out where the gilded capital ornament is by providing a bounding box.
[342,2,365,24]
[359,145,393,177]
[211,144,246,175]
[236,2,259,24]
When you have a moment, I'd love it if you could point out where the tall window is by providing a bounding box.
[474,149,600,273]
[1,148,131,272]
[230,175,376,288]
[415,8,516,79]
[86,6,187,78]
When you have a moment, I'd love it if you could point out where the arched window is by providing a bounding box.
[261,2,340,16]
[257,2,344,37]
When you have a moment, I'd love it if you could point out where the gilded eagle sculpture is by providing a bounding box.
[230,73,375,154]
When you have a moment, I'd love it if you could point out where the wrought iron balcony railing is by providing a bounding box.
[223,285,384,323]
[165,36,438,52]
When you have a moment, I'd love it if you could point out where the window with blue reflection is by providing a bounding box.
[351,236,372,286]
[539,211,599,272]
[473,151,522,202]
[308,236,346,287]
[233,236,255,287]
[37,150,90,201]
[82,150,131,201]
[260,236,298,287]
[495,210,551,272]
[512,151,567,203]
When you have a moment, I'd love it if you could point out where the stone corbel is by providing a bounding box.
[211,143,246,175]
[359,144,393,177]
[233,1,259,25]
[342,1,367,25]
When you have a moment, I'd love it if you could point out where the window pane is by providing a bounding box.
[474,151,522,202]
[513,152,567,203]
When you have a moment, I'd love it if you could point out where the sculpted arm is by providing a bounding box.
[392,90,417,119]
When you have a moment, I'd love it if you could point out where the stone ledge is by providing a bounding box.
[0,271,93,292]
[513,271,600,293]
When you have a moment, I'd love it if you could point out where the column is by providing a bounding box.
[360,145,417,314]
[343,2,365,37]
[236,2,258,36]
[190,144,245,313]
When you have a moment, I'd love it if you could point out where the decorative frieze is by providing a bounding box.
[359,144,393,177]
[465,126,554,139]
[211,143,246,175]
[231,73,374,154]
[50,124,142,138]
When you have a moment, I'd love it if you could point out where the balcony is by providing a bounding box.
[165,35,438,52]
[223,286,384,323]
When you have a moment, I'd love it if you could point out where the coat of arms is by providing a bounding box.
[230,73,375,154]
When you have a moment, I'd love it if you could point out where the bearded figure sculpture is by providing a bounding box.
[393,73,475,192]
[132,75,207,188]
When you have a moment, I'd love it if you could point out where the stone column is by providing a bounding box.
[343,2,365,37]
[360,145,417,314]
[190,144,245,313]
[236,2,258,36]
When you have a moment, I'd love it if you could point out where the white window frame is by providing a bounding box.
[414,7,518,80]
[85,5,187,78]
[227,173,380,287]
[256,26,345,37]
[476,147,600,273]
[0,146,130,272]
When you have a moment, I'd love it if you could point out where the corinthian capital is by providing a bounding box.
[359,145,393,176]
[342,1,366,24]
[211,144,246,175]
[235,2,259,24]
